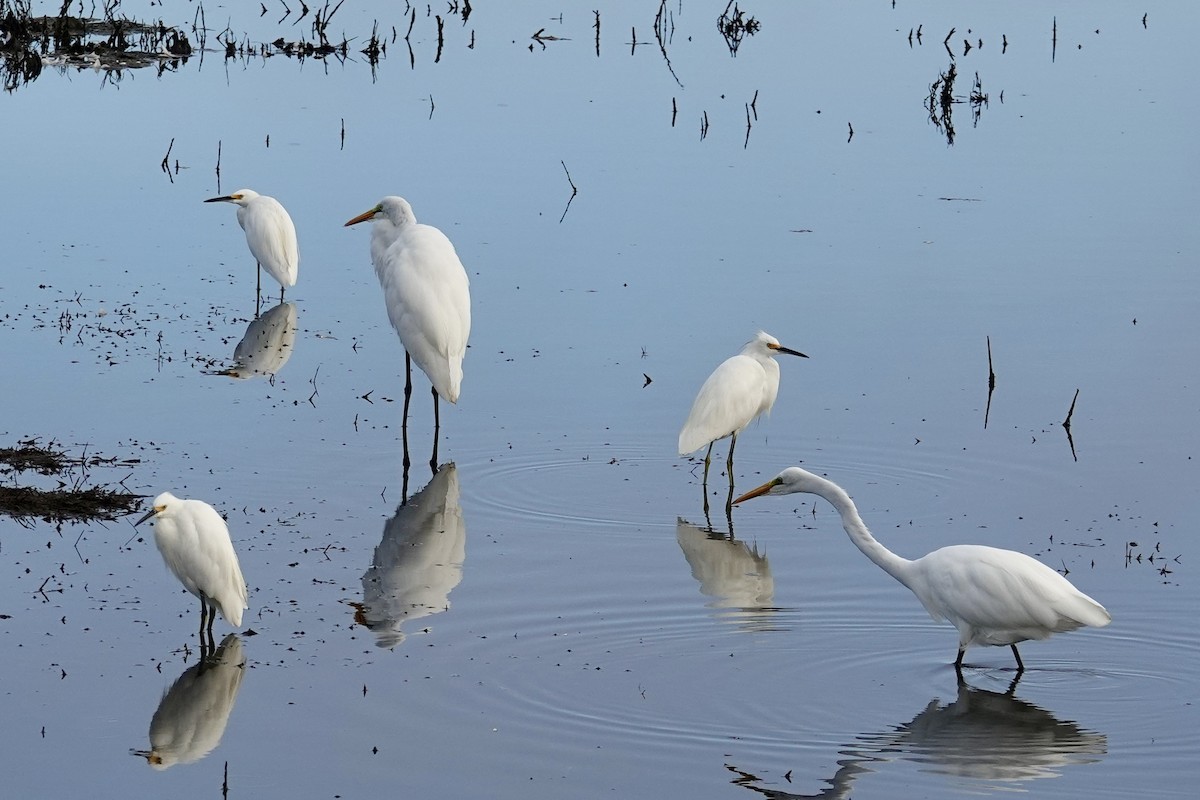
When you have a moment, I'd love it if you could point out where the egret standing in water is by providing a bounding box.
[734,467,1112,672]
[345,196,471,472]
[135,492,249,643]
[204,189,299,310]
[678,331,808,513]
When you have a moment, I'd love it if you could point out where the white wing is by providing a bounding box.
[678,354,766,455]
[376,223,471,402]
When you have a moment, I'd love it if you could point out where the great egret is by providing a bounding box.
[678,331,808,511]
[135,492,249,640]
[204,189,299,308]
[734,467,1111,672]
[345,196,471,471]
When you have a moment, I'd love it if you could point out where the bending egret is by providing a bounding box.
[345,196,471,471]
[204,189,299,307]
[135,492,249,639]
[734,467,1111,672]
[678,331,808,510]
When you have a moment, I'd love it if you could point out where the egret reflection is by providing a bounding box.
[352,463,465,649]
[211,301,298,379]
[676,518,778,631]
[729,674,1106,798]
[132,634,247,770]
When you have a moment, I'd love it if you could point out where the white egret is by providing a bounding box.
[135,492,249,639]
[134,633,246,769]
[345,196,471,471]
[204,189,299,307]
[734,467,1111,672]
[678,331,808,510]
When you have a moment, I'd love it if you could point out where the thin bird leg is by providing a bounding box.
[1010,644,1025,673]
[955,646,966,671]
[198,597,209,639]
[726,432,738,481]
[430,386,440,473]
[401,352,413,471]
[725,433,738,517]
[702,442,714,487]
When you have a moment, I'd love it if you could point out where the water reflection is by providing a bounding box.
[676,518,779,631]
[352,464,466,649]
[730,675,1106,797]
[131,634,247,770]
[210,302,297,380]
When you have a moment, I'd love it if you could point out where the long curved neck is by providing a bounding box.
[811,475,913,586]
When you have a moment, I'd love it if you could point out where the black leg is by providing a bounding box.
[726,432,738,481]
[725,433,738,517]
[955,646,966,671]
[1010,644,1025,673]
[430,385,440,473]
[401,352,412,471]
[701,441,714,487]
[199,597,208,640]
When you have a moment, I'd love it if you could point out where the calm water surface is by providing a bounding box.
[1,1,1197,797]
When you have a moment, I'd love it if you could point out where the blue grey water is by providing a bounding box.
[1,1,1196,797]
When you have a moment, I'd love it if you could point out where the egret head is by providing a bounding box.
[344,196,415,228]
[134,491,179,527]
[734,467,822,504]
[204,189,259,207]
[747,330,809,360]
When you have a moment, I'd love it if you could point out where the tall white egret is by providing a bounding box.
[678,331,808,511]
[204,189,299,308]
[734,467,1111,672]
[345,196,471,471]
[135,492,249,640]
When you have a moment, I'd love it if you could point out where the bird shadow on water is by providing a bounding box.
[348,463,466,650]
[131,633,247,770]
[726,671,1107,798]
[676,517,785,633]
[205,301,298,381]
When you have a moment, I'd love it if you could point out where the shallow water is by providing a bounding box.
[1,1,1197,797]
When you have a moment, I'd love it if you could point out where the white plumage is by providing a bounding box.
[678,331,808,498]
[136,492,249,631]
[735,467,1111,671]
[345,196,471,404]
[205,188,299,302]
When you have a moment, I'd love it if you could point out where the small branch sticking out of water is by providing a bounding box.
[653,1,683,88]
[160,138,175,182]
[671,97,677,127]
[340,117,345,150]
[1062,388,1079,461]
[1052,16,1057,62]
[984,335,996,429]
[847,121,854,143]
[308,365,321,407]
[700,110,709,141]
[215,139,222,191]
[558,160,578,224]
[593,10,600,56]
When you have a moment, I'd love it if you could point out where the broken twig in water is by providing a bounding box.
[1062,388,1080,461]
[160,138,174,178]
[558,160,578,223]
[984,335,996,429]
